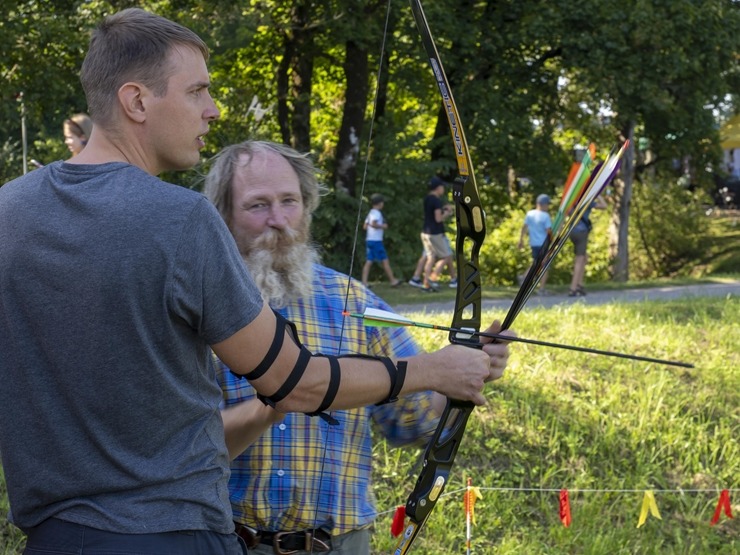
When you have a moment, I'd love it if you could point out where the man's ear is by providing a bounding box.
[118,82,147,123]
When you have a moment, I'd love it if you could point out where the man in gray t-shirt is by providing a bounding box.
[0,8,511,555]
[0,161,261,537]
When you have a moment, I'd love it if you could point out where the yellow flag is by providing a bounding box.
[637,490,662,528]
[464,486,483,525]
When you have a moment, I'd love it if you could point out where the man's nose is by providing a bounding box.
[204,93,220,121]
[266,207,289,229]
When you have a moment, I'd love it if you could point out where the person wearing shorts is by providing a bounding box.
[420,176,457,291]
[361,193,401,287]
[568,195,607,296]
[518,193,552,294]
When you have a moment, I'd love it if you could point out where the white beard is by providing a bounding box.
[235,224,320,309]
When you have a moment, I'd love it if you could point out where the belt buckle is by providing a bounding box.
[273,530,332,554]
[272,531,298,555]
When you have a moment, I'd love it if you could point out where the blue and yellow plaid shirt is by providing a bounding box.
[217,264,440,535]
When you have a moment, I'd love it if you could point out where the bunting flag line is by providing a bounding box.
[559,489,572,528]
[710,489,734,526]
[346,308,694,368]
[377,484,738,541]
[637,490,662,528]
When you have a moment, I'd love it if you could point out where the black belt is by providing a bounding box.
[234,523,332,554]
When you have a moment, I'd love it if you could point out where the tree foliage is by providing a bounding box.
[1,0,738,283]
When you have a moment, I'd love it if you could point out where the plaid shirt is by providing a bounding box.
[218,264,439,535]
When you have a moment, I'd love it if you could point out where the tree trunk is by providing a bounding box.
[333,40,370,196]
[276,4,315,151]
[290,4,314,153]
[276,39,293,146]
[608,121,635,282]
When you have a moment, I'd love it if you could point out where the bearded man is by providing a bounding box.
[204,140,513,555]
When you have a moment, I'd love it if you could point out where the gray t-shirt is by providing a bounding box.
[0,162,262,534]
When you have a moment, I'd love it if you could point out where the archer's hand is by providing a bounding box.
[479,319,515,382]
[420,345,492,405]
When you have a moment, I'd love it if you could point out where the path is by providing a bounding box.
[392,280,740,315]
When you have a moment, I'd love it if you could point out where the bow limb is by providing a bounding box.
[394,1,486,553]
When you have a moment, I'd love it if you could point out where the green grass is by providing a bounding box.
[370,297,739,554]
[1,298,737,554]
[2,205,738,554]
[0,466,24,554]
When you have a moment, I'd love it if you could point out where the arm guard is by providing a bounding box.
[232,310,407,424]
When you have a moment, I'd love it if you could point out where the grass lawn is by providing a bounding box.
[1,211,738,554]
[369,296,739,554]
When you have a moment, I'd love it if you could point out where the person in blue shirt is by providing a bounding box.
[518,193,552,294]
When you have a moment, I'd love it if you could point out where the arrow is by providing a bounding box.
[345,308,694,369]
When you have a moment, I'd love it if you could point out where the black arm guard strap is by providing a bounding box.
[305,355,341,425]
[235,310,299,382]
[319,354,407,406]
[258,346,311,407]
[233,310,405,422]
[257,346,340,426]
[377,358,407,405]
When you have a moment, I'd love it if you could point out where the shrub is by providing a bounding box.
[629,179,711,279]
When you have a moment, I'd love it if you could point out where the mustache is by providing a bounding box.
[246,225,302,252]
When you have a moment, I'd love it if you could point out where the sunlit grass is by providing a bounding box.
[371,297,739,554]
[1,298,737,555]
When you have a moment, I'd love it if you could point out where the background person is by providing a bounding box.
[420,176,457,291]
[204,140,514,555]
[407,251,427,288]
[361,193,401,288]
[568,195,607,296]
[62,112,93,157]
[518,193,552,295]
[0,10,504,555]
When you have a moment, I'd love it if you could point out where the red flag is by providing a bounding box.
[710,489,734,526]
[559,489,572,528]
[391,505,406,537]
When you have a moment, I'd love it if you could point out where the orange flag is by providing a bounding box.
[559,489,572,528]
[710,489,734,526]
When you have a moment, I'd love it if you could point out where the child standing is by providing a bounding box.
[361,193,401,288]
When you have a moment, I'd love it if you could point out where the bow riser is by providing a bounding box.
[451,178,486,340]
[395,399,476,555]
[395,2,486,553]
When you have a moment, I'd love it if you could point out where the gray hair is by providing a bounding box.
[204,140,326,230]
[80,8,209,128]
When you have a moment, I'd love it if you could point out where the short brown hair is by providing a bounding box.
[80,8,208,128]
